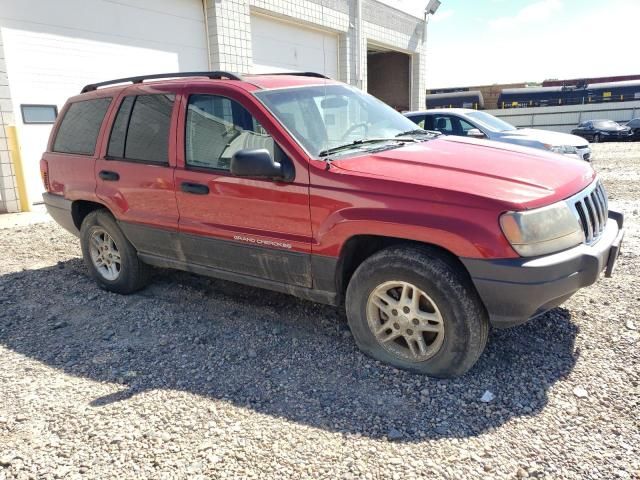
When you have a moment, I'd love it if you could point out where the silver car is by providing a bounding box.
[405,108,592,161]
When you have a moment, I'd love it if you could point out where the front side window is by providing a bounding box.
[107,94,174,164]
[458,118,478,136]
[53,98,112,155]
[185,94,274,171]
[255,84,419,157]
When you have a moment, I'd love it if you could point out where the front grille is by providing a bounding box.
[577,145,589,150]
[570,180,608,244]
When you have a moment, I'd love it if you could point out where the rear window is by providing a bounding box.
[53,98,112,155]
[107,94,174,164]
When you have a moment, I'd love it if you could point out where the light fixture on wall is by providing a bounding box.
[423,0,441,44]
[425,0,441,15]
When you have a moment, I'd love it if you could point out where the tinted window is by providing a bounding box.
[53,98,111,155]
[433,115,454,135]
[407,115,426,129]
[185,94,274,171]
[107,96,135,158]
[107,94,174,163]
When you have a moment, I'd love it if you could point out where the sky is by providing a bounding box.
[377,0,640,89]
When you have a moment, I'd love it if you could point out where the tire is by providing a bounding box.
[80,209,150,294]
[593,134,600,143]
[345,245,489,378]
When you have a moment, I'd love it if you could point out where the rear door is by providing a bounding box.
[174,86,313,287]
[95,87,180,259]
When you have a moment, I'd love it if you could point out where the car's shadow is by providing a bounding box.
[0,259,579,442]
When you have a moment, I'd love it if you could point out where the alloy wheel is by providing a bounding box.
[89,228,122,281]
[366,281,445,362]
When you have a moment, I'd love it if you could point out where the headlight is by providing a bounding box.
[546,144,578,155]
[500,202,584,257]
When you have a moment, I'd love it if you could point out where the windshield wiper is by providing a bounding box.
[319,137,417,158]
[396,129,442,138]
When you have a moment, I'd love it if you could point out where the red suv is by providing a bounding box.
[41,71,624,377]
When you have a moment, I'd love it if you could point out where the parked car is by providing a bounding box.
[405,108,592,161]
[625,118,640,141]
[42,72,624,378]
[571,119,634,143]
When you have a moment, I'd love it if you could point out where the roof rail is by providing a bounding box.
[247,72,329,79]
[80,71,243,93]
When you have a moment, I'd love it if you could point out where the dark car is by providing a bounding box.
[625,118,640,141]
[571,119,633,143]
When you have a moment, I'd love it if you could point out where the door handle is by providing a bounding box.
[181,182,210,195]
[99,170,120,181]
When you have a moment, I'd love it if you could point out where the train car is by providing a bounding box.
[425,90,484,110]
[586,80,640,103]
[497,86,577,109]
[498,80,640,109]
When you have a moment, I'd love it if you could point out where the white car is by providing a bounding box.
[405,108,592,161]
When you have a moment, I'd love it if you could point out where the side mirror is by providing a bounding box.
[467,128,485,138]
[230,149,284,179]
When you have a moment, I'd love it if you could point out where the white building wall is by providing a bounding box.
[0,0,209,211]
[204,0,426,108]
[0,0,426,212]
[0,33,18,213]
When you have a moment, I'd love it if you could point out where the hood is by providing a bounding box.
[600,124,630,132]
[504,128,589,147]
[331,136,595,210]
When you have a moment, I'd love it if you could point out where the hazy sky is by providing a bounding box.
[378,0,640,89]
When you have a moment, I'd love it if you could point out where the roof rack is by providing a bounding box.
[247,72,329,79]
[80,71,243,93]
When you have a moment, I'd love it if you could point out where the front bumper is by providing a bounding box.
[462,210,624,328]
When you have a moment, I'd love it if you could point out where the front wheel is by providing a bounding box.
[592,133,601,143]
[345,245,489,378]
[80,210,150,294]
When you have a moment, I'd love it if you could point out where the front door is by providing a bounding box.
[174,88,313,287]
[95,91,180,258]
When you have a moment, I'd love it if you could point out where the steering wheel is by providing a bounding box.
[341,122,369,141]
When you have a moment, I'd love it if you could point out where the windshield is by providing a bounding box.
[466,111,517,132]
[255,84,420,157]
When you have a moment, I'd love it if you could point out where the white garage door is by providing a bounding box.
[0,0,208,204]
[251,15,338,80]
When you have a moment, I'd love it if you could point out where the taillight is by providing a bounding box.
[40,159,51,191]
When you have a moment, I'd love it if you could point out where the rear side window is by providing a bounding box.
[107,94,174,164]
[53,98,112,155]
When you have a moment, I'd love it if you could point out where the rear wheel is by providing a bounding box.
[345,245,489,378]
[593,133,601,143]
[80,210,149,294]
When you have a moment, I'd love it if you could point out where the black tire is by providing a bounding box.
[345,245,489,378]
[80,210,150,294]
[593,134,600,143]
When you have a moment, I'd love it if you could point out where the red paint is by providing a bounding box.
[42,74,596,263]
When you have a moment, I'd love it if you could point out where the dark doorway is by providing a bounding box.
[367,46,411,111]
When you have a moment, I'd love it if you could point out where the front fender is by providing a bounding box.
[312,206,518,259]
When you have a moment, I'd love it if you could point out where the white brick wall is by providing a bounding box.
[0,0,426,212]
[205,0,426,108]
[0,32,19,213]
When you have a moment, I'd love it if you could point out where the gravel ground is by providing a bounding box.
[1,143,639,479]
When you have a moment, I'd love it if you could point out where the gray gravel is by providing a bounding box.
[1,142,639,479]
